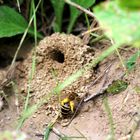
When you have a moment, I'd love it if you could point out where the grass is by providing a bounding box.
[24,0,38,111]
[16,0,42,129]
[103,97,115,140]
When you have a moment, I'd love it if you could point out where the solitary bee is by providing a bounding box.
[60,93,80,116]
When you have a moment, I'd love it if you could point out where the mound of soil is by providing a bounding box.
[16,33,97,102]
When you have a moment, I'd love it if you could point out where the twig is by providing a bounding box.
[36,126,65,138]
[84,71,126,102]
[84,62,113,102]
[86,62,113,90]
[64,0,96,19]
[51,127,65,138]
[129,110,140,140]
[74,127,88,140]
[84,68,109,102]
[82,19,99,44]
[43,112,64,139]
[0,63,17,89]
[16,0,21,12]
[80,27,100,37]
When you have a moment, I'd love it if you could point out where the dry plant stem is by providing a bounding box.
[115,48,127,72]
[64,0,96,19]
[84,71,125,102]
[129,110,140,140]
[82,20,99,44]
[74,127,88,140]
[84,69,109,102]
[0,62,20,89]
[16,0,21,12]
[111,39,127,72]
[84,62,113,102]
[86,62,113,90]
[51,127,65,138]
[36,127,65,138]
[80,27,100,37]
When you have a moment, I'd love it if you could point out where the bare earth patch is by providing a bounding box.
[0,33,140,140]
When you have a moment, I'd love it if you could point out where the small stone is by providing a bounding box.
[6,116,11,120]
[30,121,33,125]
[33,115,37,118]
[37,111,41,114]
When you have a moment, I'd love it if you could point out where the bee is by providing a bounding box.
[60,93,80,116]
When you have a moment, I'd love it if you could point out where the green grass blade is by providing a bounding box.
[103,97,115,140]
[44,125,52,140]
[17,104,38,130]
[50,0,65,32]
[32,0,37,45]
[16,0,42,130]
[84,13,90,30]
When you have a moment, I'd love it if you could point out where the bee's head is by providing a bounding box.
[68,93,77,100]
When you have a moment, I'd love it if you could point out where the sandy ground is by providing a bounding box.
[0,33,140,140]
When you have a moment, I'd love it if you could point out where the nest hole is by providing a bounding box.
[50,49,65,63]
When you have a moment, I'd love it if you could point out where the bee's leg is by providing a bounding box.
[69,101,74,113]
[61,98,69,106]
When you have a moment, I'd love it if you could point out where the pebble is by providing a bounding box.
[33,115,37,118]
[6,116,11,120]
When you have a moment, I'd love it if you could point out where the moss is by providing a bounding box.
[106,80,128,94]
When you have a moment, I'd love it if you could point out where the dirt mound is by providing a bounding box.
[17,33,96,102]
